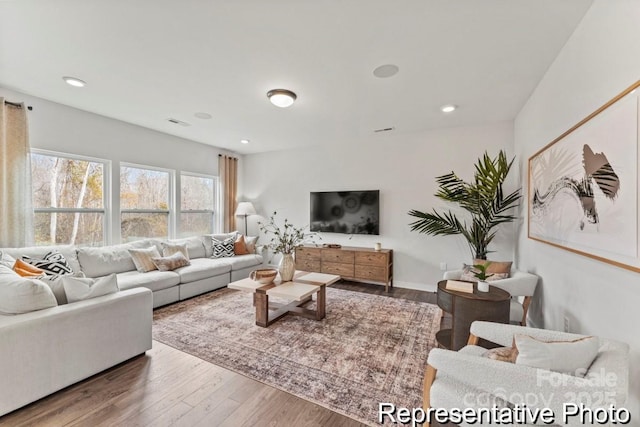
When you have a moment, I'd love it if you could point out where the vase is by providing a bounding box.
[278,253,295,282]
[477,281,490,292]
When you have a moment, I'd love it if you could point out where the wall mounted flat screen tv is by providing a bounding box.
[310,190,379,235]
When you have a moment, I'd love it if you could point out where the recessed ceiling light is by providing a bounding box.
[62,76,86,87]
[240,139,250,144]
[441,104,457,113]
[373,64,399,78]
[194,112,212,119]
[267,89,297,108]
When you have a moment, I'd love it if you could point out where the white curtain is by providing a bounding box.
[0,99,32,247]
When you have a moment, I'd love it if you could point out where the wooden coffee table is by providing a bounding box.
[228,271,340,327]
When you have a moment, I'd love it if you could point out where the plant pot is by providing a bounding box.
[278,253,295,282]
[477,281,490,292]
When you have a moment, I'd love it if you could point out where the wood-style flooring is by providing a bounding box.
[0,282,443,427]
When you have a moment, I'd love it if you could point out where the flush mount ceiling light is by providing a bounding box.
[373,64,399,78]
[62,76,86,87]
[267,89,297,108]
[441,104,457,113]
[240,139,250,144]
[194,112,212,119]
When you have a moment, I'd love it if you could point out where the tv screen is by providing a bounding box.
[310,190,379,235]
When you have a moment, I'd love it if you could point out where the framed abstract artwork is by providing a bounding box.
[528,80,640,272]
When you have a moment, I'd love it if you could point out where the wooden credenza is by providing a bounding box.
[295,245,393,291]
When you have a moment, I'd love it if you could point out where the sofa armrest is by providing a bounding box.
[489,271,538,297]
[469,321,588,347]
[427,348,609,414]
[443,269,463,280]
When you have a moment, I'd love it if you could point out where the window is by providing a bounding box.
[31,150,108,246]
[120,164,172,241]
[180,173,216,236]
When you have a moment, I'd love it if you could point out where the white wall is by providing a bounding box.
[242,121,515,291]
[0,87,237,244]
[514,0,640,419]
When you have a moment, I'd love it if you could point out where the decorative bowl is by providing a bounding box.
[249,268,278,284]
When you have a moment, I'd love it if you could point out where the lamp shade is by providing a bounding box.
[235,202,256,216]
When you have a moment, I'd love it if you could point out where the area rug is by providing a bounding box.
[153,287,442,426]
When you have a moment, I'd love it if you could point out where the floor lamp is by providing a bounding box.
[234,202,256,235]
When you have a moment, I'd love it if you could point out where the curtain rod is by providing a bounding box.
[4,100,33,111]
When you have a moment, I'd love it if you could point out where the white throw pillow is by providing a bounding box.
[128,247,161,273]
[39,276,68,305]
[0,250,16,269]
[62,273,120,303]
[162,242,189,260]
[514,334,599,377]
[245,236,259,254]
[0,265,58,315]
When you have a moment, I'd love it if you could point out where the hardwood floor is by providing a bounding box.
[0,281,442,427]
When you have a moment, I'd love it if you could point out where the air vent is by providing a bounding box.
[373,126,395,133]
[167,118,191,127]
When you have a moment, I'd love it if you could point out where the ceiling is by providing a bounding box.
[0,0,593,154]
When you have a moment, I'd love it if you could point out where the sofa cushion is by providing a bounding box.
[115,270,180,292]
[2,246,82,274]
[165,237,206,259]
[0,266,58,315]
[175,258,232,283]
[224,254,263,270]
[77,239,161,277]
[63,274,120,303]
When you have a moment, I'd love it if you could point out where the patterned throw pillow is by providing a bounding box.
[212,237,235,258]
[152,252,191,271]
[23,251,74,277]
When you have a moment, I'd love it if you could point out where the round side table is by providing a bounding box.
[436,280,510,351]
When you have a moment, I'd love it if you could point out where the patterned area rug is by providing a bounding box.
[153,287,441,426]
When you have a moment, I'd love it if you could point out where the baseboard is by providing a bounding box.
[392,280,436,293]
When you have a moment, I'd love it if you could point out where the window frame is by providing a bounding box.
[119,162,175,241]
[179,171,218,236]
[30,148,112,246]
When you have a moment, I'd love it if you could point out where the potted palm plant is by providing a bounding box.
[408,150,520,260]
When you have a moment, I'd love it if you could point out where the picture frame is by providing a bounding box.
[528,80,640,273]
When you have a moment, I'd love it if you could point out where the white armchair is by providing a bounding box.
[423,321,629,426]
[444,269,538,325]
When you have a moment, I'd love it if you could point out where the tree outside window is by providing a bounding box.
[120,165,172,241]
[31,151,107,246]
[180,173,216,236]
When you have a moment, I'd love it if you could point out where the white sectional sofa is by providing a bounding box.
[0,287,153,416]
[0,233,264,416]
[2,235,265,308]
